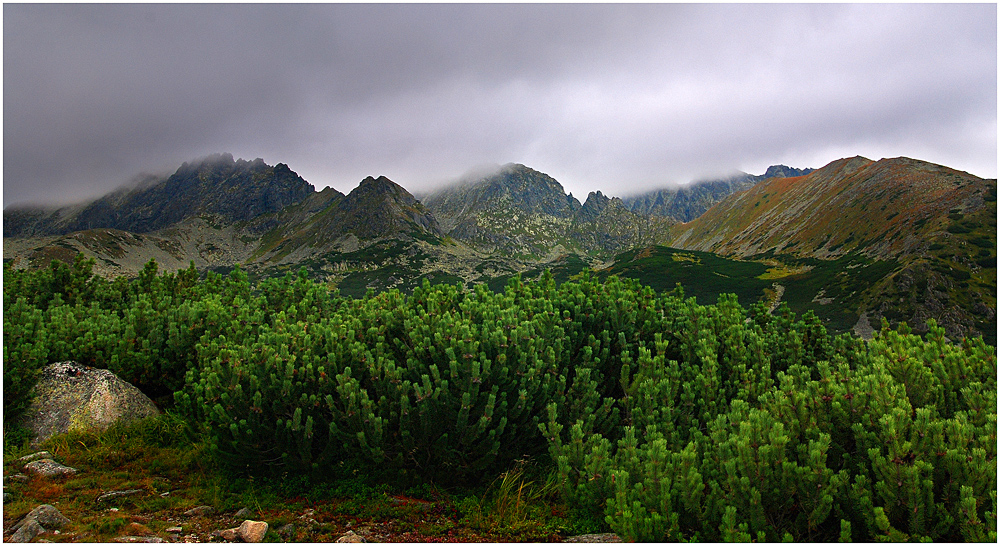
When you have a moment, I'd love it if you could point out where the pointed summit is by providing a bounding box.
[422,163,581,232]
[337,175,442,239]
[576,191,612,224]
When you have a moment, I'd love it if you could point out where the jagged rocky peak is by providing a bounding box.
[348,175,421,207]
[575,190,613,223]
[484,163,581,216]
[761,164,814,179]
[338,175,442,239]
[422,162,582,227]
[3,153,317,238]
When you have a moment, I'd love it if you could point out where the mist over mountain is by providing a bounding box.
[621,165,814,222]
[4,153,314,238]
[422,163,581,234]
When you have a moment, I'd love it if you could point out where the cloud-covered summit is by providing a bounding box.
[4,3,996,207]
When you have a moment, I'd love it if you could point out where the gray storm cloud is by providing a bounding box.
[3,3,996,207]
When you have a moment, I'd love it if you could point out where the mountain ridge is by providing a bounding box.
[620,165,814,222]
[669,156,992,260]
[4,153,994,340]
[3,153,315,237]
[663,155,996,340]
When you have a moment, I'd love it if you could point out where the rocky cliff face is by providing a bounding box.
[336,176,443,240]
[568,191,674,256]
[423,163,580,235]
[422,164,675,258]
[421,164,585,257]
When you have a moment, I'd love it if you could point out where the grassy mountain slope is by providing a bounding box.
[598,246,902,336]
[662,156,996,340]
[669,156,991,259]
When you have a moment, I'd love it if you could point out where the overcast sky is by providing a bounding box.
[4,3,997,207]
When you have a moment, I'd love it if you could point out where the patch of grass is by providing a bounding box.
[758,263,813,280]
[599,246,771,307]
[598,246,906,335]
[460,466,568,540]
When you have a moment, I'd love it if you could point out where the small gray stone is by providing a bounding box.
[97,489,144,503]
[183,505,216,517]
[23,459,77,479]
[234,507,254,519]
[113,537,166,543]
[9,474,30,482]
[277,523,295,538]
[563,533,622,543]
[164,526,183,533]
[4,492,12,504]
[210,528,239,541]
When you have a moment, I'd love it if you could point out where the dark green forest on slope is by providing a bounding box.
[4,255,996,542]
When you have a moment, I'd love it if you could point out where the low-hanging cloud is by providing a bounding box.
[3,3,996,207]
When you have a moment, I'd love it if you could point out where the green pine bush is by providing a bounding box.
[4,254,995,541]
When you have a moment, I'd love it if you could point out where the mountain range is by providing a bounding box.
[4,153,995,342]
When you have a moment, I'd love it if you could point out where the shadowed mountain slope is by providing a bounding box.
[4,153,314,237]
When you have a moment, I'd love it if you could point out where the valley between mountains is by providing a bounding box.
[4,153,996,343]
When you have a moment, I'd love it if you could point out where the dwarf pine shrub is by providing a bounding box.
[5,255,995,540]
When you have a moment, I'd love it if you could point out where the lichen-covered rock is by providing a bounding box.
[19,504,71,530]
[97,489,144,503]
[16,451,53,464]
[562,533,622,542]
[20,362,159,446]
[233,507,254,519]
[23,459,77,479]
[9,518,45,543]
[211,528,239,541]
[8,504,71,542]
[276,523,295,539]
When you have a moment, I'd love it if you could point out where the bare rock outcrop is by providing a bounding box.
[20,362,159,446]
[7,504,71,542]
